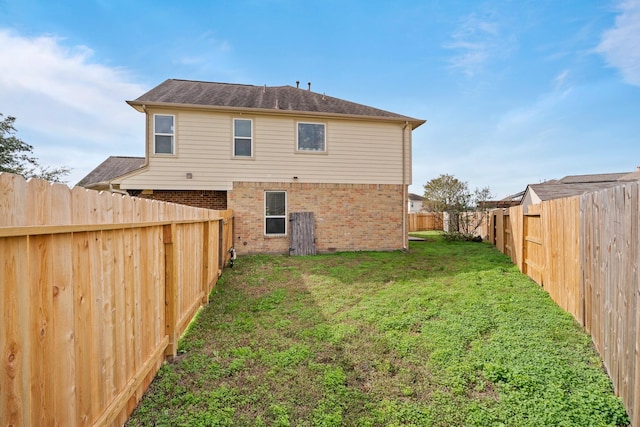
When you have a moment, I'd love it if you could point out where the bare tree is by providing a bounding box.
[423,174,492,241]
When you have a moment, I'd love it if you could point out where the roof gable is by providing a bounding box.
[127,79,425,128]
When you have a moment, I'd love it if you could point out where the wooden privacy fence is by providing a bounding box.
[489,182,640,425]
[0,173,234,427]
[442,211,491,238]
[407,212,442,232]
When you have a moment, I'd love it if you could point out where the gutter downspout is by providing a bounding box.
[141,104,150,169]
[402,121,409,251]
[115,104,151,193]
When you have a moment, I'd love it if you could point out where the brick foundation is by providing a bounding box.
[129,190,227,210]
[228,182,405,255]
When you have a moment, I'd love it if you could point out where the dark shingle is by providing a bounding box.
[77,156,145,187]
[524,170,639,204]
[528,181,625,201]
[558,173,629,183]
[128,79,425,127]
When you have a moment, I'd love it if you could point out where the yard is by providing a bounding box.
[126,232,628,426]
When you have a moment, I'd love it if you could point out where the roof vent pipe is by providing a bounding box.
[308,82,311,91]
[296,81,300,88]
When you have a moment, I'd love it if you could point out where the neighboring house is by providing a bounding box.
[81,79,425,254]
[521,169,640,212]
[483,191,524,209]
[408,193,424,213]
[76,156,145,192]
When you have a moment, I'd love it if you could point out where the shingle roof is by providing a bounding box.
[408,193,424,201]
[527,181,625,201]
[558,173,629,183]
[524,170,640,203]
[127,79,425,128]
[76,156,145,188]
[619,170,640,181]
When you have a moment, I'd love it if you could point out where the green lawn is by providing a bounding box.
[126,231,629,426]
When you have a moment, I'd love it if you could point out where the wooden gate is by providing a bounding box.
[289,212,316,255]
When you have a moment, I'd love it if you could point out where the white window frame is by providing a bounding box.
[153,114,175,155]
[233,118,253,158]
[264,191,287,235]
[296,122,326,153]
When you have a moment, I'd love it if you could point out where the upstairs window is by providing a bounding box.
[297,122,326,152]
[233,118,253,157]
[265,191,286,235]
[154,114,174,154]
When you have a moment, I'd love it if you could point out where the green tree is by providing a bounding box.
[423,174,492,240]
[0,114,70,182]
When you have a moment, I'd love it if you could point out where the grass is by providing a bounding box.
[126,231,629,426]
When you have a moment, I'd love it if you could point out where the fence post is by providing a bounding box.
[163,224,178,358]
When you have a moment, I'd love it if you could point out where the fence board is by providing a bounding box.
[540,197,581,321]
[73,231,92,424]
[495,210,505,253]
[511,205,524,270]
[0,173,234,426]
[491,182,640,425]
[627,184,639,423]
[581,183,640,425]
[47,181,75,425]
[524,210,542,284]
[0,173,27,226]
[28,234,54,426]
[90,229,106,418]
[504,211,513,261]
[1,236,29,426]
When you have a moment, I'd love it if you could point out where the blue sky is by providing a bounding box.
[1,0,639,198]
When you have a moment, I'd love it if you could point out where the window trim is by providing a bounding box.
[264,191,287,236]
[233,118,253,158]
[296,121,327,153]
[153,114,175,155]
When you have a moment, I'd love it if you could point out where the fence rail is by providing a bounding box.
[489,182,640,425]
[0,173,234,427]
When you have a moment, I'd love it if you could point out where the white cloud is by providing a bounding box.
[171,31,236,78]
[553,69,570,91]
[0,29,147,185]
[444,12,515,77]
[596,0,640,86]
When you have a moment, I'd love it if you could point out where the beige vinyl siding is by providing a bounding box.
[403,123,412,185]
[119,108,411,190]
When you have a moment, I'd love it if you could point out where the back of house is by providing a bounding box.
[80,79,425,254]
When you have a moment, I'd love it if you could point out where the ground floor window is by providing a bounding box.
[265,191,286,235]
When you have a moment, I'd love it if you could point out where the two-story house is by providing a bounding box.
[408,193,425,213]
[80,79,425,254]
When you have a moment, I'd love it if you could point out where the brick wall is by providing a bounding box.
[129,190,227,210]
[228,182,405,255]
